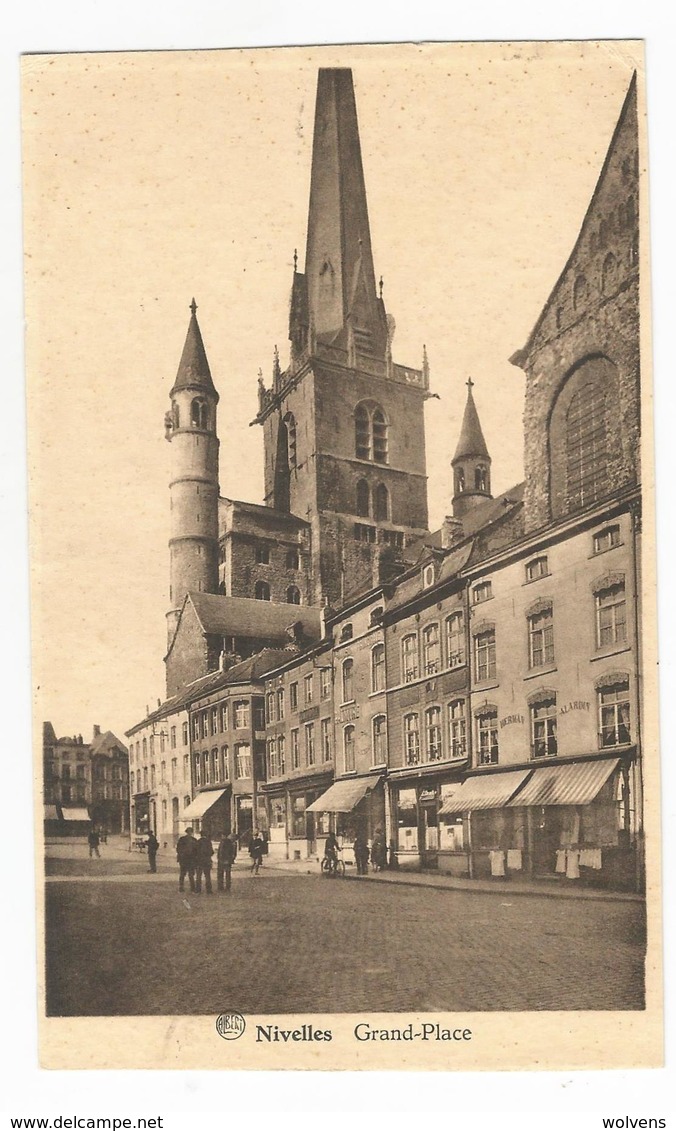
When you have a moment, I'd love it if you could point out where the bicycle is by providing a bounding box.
[320,852,346,878]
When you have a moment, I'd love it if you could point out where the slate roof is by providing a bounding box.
[188,592,323,641]
[170,300,218,399]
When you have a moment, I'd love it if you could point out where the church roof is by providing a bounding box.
[453,382,490,462]
[188,592,323,643]
[170,299,218,399]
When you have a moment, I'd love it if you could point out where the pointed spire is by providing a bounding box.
[170,299,218,400]
[453,379,490,462]
[304,69,386,353]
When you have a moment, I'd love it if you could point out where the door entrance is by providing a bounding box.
[420,801,439,869]
[531,807,564,876]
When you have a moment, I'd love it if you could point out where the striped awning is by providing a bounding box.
[507,757,620,807]
[439,769,532,814]
[307,775,382,813]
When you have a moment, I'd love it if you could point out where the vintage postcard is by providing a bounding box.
[23,40,661,1071]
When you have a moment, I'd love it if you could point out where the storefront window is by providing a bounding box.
[271,799,286,828]
[397,788,418,852]
[404,713,420,765]
[291,795,306,838]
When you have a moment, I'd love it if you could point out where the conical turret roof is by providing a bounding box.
[453,381,490,462]
[170,299,218,400]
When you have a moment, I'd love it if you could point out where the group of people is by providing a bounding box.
[175,827,239,893]
[324,828,393,875]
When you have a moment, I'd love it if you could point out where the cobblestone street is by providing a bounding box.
[45,850,645,1017]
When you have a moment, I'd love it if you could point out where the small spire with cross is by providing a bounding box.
[379,276,384,300]
[466,376,474,390]
[293,248,298,273]
[190,297,197,316]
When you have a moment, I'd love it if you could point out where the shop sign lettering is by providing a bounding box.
[340,704,360,722]
[500,714,524,729]
[559,701,590,715]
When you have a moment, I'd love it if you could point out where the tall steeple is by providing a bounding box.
[165,300,220,672]
[452,379,492,518]
[291,68,388,365]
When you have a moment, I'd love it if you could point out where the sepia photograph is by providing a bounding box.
[22,39,661,1071]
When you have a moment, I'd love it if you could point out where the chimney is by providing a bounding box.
[93,725,101,739]
[441,516,463,550]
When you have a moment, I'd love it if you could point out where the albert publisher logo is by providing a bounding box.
[216,1011,246,1040]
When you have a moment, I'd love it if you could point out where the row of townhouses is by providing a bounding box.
[126,66,644,893]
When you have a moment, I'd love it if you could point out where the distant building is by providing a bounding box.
[43,722,129,835]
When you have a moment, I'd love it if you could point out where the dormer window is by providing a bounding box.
[340,623,353,643]
[525,556,549,582]
[422,563,436,589]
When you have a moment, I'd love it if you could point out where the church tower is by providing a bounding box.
[165,300,220,649]
[254,68,431,606]
[451,378,492,518]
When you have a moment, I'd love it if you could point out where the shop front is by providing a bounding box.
[390,770,468,873]
[440,756,637,890]
[261,788,288,861]
[307,774,384,866]
[180,786,231,839]
[287,775,333,860]
[131,791,150,837]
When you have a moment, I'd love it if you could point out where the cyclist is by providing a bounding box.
[323,831,340,874]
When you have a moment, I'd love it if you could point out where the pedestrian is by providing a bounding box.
[217,832,237,892]
[176,826,197,892]
[146,829,159,873]
[371,828,387,872]
[353,831,369,875]
[249,829,264,876]
[88,828,100,859]
[195,829,214,894]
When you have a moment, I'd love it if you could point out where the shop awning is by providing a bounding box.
[61,807,90,821]
[44,805,59,821]
[307,776,382,813]
[180,788,229,820]
[507,758,620,807]
[439,769,532,814]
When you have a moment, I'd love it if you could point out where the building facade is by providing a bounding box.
[43,722,129,835]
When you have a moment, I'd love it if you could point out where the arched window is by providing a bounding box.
[601,252,617,294]
[356,479,371,517]
[573,275,588,311]
[475,466,488,491]
[254,580,271,601]
[455,467,466,494]
[355,402,388,463]
[422,623,440,675]
[191,398,208,429]
[402,633,419,683]
[343,725,356,772]
[286,585,301,605]
[342,658,354,704]
[372,715,387,765]
[340,623,353,642]
[284,413,297,470]
[371,643,385,692]
[374,483,389,521]
[172,401,180,429]
[566,383,608,510]
[549,357,618,519]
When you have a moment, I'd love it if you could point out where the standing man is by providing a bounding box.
[176,826,197,893]
[88,827,100,859]
[146,829,159,873]
[249,829,264,876]
[353,830,369,875]
[195,828,214,894]
[217,832,237,893]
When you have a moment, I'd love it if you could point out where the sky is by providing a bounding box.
[22,41,641,742]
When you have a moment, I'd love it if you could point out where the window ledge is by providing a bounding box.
[473,680,500,693]
[368,689,386,698]
[523,574,551,586]
[523,665,557,681]
[589,542,624,559]
[590,645,631,662]
[340,699,357,707]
